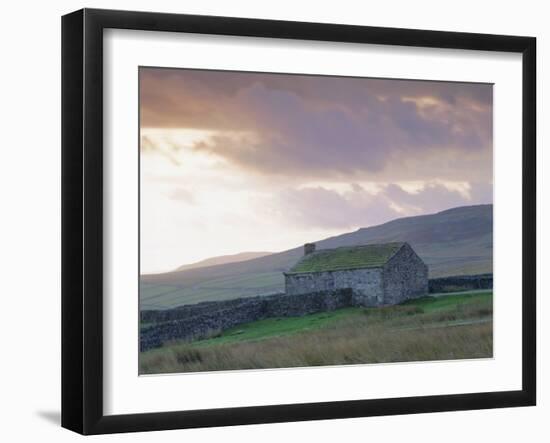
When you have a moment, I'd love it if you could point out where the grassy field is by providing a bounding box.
[140,290,493,374]
[140,272,285,309]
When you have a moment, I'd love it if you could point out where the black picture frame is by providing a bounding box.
[61,8,537,435]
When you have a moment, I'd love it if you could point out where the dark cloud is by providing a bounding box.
[140,69,492,129]
[140,68,492,181]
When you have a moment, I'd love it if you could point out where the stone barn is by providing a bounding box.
[284,242,428,307]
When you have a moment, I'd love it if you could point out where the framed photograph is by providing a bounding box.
[61,8,536,435]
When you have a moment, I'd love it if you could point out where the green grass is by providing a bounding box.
[140,290,493,374]
[401,291,492,313]
[194,291,492,346]
[195,307,364,347]
[140,272,284,309]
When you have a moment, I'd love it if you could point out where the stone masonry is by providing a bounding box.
[285,242,428,306]
[140,289,353,352]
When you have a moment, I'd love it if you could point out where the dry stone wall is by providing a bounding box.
[140,289,353,352]
[140,269,492,353]
[428,273,493,293]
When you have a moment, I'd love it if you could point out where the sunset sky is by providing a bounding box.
[140,68,493,274]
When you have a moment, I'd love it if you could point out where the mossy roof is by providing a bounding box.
[288,242,405,274]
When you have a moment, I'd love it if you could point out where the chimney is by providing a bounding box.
[304,243,316,256]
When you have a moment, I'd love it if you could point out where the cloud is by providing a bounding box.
[140,69,494,272]
[384,183,464,214]
[271,186,394,229]
[140,69,492,180]
[272,181,492,230]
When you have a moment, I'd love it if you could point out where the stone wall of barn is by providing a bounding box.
[382,244,429,304]
[285,268,383,306]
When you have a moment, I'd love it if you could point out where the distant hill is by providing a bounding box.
[174,251,273,272]
[140,204,492,309]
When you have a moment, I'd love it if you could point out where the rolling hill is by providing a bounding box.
[140,204,493,309]
[174,251,273,272]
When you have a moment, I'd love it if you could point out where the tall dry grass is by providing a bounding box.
[140,301,492,374]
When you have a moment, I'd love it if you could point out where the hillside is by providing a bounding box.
[174,251,272,272]
[140,204,493,309]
